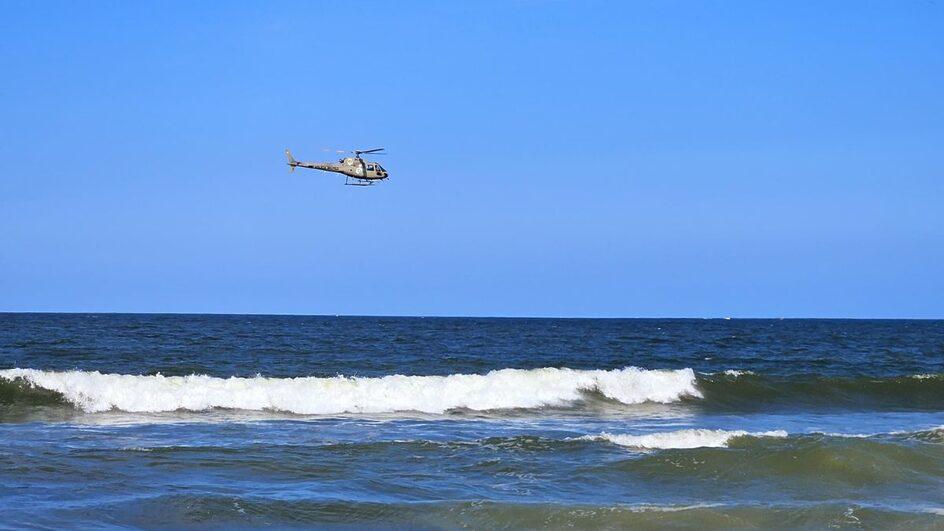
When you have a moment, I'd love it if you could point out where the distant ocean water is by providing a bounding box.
[1,314,943,528]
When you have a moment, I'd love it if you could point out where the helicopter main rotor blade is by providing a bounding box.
[354,147,385,155]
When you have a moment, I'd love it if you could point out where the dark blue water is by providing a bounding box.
[1,314,943,528]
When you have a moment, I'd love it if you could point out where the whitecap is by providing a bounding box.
[583,428,787,449]
[0,366,701,415]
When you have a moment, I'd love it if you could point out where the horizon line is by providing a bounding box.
[0,311,941,321]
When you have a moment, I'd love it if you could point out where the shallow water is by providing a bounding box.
[1,314,943,528]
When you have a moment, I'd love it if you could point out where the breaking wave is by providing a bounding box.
[0,367,700,414]
[3,367,942,416]
[583,429,788,449]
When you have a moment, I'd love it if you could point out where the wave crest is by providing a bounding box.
[585,429,788,449]
[697,371,944,411]
[0,367,700,414]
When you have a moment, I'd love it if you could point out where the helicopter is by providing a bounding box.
[284,147,389,186]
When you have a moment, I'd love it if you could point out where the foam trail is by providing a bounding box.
[585,428,787,449]
[0,367,700,414]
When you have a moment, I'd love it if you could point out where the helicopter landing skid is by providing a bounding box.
[345,176,374,186]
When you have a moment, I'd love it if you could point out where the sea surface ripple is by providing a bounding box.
[1,314,943,528]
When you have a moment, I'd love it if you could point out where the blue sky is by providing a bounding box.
[1,1,942,317]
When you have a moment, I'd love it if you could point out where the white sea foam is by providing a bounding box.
[816,432,875,438]
[626,503,725,513]
[0,366,701,414]
[584,428,787,449]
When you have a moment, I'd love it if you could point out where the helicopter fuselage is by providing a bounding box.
[285,149,388,185]
[330,157,388,180]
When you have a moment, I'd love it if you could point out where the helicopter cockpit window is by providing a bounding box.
[367,164,375,171]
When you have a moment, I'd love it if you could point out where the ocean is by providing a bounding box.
[1,314,942,528]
